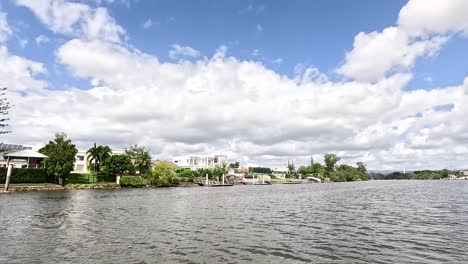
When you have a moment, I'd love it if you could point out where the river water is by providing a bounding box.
[0,180,467,263]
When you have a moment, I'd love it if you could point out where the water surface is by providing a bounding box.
[1,180,467,263]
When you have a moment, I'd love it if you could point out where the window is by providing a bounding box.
[77,155,84,161]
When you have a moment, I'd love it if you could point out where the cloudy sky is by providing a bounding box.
[1,0,468,170]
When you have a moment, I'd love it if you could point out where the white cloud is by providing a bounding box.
[168,44,200,60]
[338,27,447,82]
[0,45,47,92]
[0,38,460,170]
[15,0,125,43]
[0,7,12,43]
[398,0,468,37]
[338,0,468,82]
[142,19,158,29]
[35,34,50,45]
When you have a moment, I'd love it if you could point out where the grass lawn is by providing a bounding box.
[67,173,98,184]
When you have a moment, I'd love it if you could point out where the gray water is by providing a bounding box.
[0,181,467,264]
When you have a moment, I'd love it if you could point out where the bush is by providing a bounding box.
[0,168,47,183]
[120,176,146,187]
[96,166,116,182]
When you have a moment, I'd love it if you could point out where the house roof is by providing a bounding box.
[0,143,32,151]
[4,149,48,159]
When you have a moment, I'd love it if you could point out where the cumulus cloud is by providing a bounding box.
[0,36,465,170]
[398,0,468,37]
[338,27,447,82]
[15,0,125,43]
[338,0,468,82]
[0,46,47,92]
[168,44,200,60]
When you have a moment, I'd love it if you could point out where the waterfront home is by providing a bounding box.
[270,166,288,179]
[0,143,47,168]
[72,149,124,173]
[172,154,227,170]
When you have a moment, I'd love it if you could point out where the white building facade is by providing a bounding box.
[173,154,227,170]
[73,150,124,173]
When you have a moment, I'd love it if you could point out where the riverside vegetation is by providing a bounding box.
[5,132,458,189]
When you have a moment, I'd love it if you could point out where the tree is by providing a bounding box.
[324,153,340,175]
[311,163,325,177]
[39,133,78,185]
[229,161,240,168]
[356,162,367,174]
[87,143,112,172]
[87,143,100,172]
[0,87,12,134]
[125,144,152,174]
[98,145,112,167]
[149,162,179,187]
[103,154,135,182]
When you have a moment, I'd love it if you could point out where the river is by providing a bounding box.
[0,180,467,263]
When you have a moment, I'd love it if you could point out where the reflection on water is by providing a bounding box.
[1,181,467,263]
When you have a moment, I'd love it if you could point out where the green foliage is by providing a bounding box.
[334,164,370,182]
[119,176,146,187]
[99,154,135,182]
[0,168,47,183]
[382,170,444,180]
[175,168,199,181]
[124,144,152,174]
[147,162,179,187]
[356,162,367,174]
[249,167,272,174]
[87,143,112,173]
[229,161,240,168]
[39,132,78,185]
[324,153,340,175]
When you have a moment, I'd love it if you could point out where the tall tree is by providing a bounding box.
[0,87,12,134]
[39,133,78,185]
[324,153,340,175]
[124,144,152,174]
[105,154,135,178]
[87,143,112,172]
[98,145,112,167]
[356,162,367,174]
[87,143,100,172]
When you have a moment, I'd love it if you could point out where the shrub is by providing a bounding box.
[120,176,146,187]
[147,163,180,187]
[0,168,47,183]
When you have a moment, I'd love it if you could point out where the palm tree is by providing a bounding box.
[98,145,112,167]
[87,143,100,172]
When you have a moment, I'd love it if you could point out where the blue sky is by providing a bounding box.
[2,0,468,170]
[5,0,467,90]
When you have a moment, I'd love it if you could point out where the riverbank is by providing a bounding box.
[0,183,120,192]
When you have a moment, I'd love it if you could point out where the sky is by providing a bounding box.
[1,0,468,170]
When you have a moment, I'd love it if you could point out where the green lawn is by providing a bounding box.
[67,173,98,184]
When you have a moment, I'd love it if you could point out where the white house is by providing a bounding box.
[173,154,227,170]
[270,166,288,179]
[72,150,124,173]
